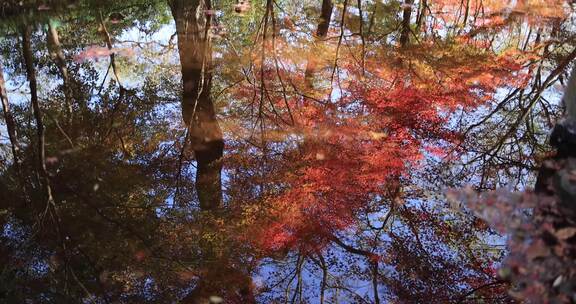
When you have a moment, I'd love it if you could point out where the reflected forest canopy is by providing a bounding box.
[0,0,576,303]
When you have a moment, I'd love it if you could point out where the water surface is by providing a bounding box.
[0,0,572,303]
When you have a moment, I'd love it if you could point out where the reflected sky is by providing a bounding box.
[0,0,573,303]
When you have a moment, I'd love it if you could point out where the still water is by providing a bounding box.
[0,0,574,303]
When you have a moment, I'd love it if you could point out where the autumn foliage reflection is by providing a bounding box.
[0,0,574,303]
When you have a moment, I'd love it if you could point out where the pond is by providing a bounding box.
[0,0,575,303]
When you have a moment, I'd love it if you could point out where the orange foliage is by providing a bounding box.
[232,37,531,253]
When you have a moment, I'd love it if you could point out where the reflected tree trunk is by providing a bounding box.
[170,0,223,211]
[399,0,413,47]
[0,63,21,169]
[415,0,427,33]
[304,0,334,91]
[46,20,73,124]
[462,0,470,26]
[99,12,125,90]
[169,1,253,303]
[22,24,57,213]
[316,0,333,39]
[22,25,47,191]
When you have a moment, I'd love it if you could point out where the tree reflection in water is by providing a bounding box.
[0,0,574,303]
